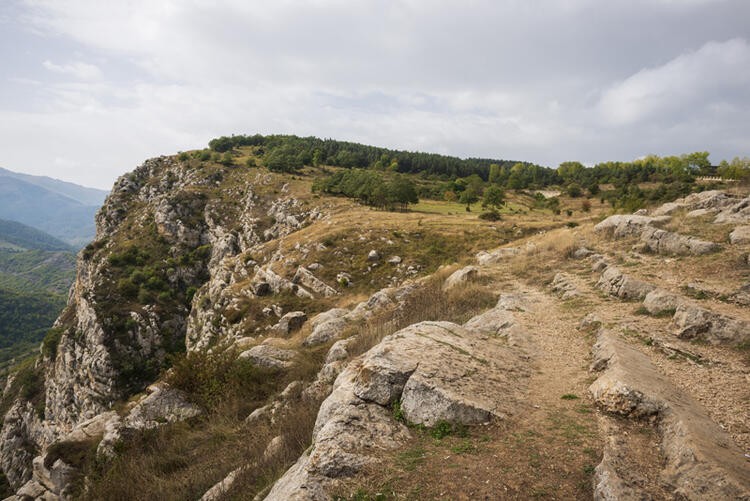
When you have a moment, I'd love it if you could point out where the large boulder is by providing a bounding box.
[714,196,750,224]
[442,266,479,291]
[729,225,750,245]
[271,311,308,336]
[671,304,750,346]
[589,330,750,499]
[642,289,684,316]
[239,344,297,369]
[266,308,532,499]
[594,215,669,238]
[303,308,350,347]
[639,227,719,256]
[596,266,655,301]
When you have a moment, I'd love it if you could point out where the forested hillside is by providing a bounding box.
[0,222,76,371]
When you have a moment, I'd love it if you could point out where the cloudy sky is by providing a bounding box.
[1,0,749,189]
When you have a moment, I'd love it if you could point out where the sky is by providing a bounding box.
[1,0,749,190]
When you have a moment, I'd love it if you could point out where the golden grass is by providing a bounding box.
[345,270,498,359]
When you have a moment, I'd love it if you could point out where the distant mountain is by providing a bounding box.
[0,167,107,206]
[0,219,73,252]
[0,168,108,248]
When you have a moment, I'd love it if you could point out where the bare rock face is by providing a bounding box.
[597,266,655,301]
[271,311,308,336]
[589,330,750,499]
[671,304,750,346]
[594,215,669,238]
[652,190,739,217]
[642,289,684,316]
[303,308,350,347]
[639,227,719,256]
[551,272,579,299]
[729,225,750,244]
[442,266,479,291]
[714,196,750,224]
[266,303,532,499]
[292,267,338,297]
[239,344,297,369]
[475,247,520,266]
[0,401,50,490]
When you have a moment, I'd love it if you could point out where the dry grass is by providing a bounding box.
[503,228,580,283]
[345,271,498,359]
[83,343,329,501]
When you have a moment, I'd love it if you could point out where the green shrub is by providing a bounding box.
[479,209,502,221]
[166,348,279,410]
[42,327,64,358]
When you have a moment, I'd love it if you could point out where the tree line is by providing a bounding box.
[312,170,418,211]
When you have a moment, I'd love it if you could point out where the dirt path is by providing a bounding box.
[336,284,605,500]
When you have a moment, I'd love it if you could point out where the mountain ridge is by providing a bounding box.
[0,139,747,500]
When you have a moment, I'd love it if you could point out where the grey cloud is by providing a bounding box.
[0,0,748,188]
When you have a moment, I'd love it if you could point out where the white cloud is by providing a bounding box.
[1,0,748,188]
[42,60,102,80]
[598,38,750,125]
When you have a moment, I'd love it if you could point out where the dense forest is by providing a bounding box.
[208,134,531,179]
[0,219,73,252]
[0,288,65,370]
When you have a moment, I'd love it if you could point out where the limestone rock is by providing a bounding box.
[594,215,669,238]
[442,266,479,291]
[639,227,719,255]
[653,190,738,216]
[671,304,750,346]
[589,330,750,499]
[239,345,297,369]
[475,247,519,266]
[642,289,683,316]
[200,467,243,501]
[271,311,307,336]
[551,273,579,299]
[0,401,47,490]
[124,384,201,429]
[714,196,750,224]
[596,266,655,300]
[267,308,532,499]
[367,250,380,262]
[578,313,602,333]
[572,247,594,259]
[292,267,338,297]
[303,309,349,347]
[387,256,402,265]
[729,225,750,244]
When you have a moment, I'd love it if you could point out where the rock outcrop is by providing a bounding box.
[641,289,684,316]
[652,190,739,217]
[671,304,750,346]
[638,227,719,255]
[596,265,655,300]
[729,225,750,244]
[594,215,669,238]
[714,196,750,224]
[266,301,532,499]
[442,265,479,291]
[550,272,579,299]
[589,330,750,499]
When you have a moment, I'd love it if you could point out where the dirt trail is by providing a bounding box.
[339,284,606,500]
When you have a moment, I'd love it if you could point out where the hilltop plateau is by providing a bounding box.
[0,136,748,500]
